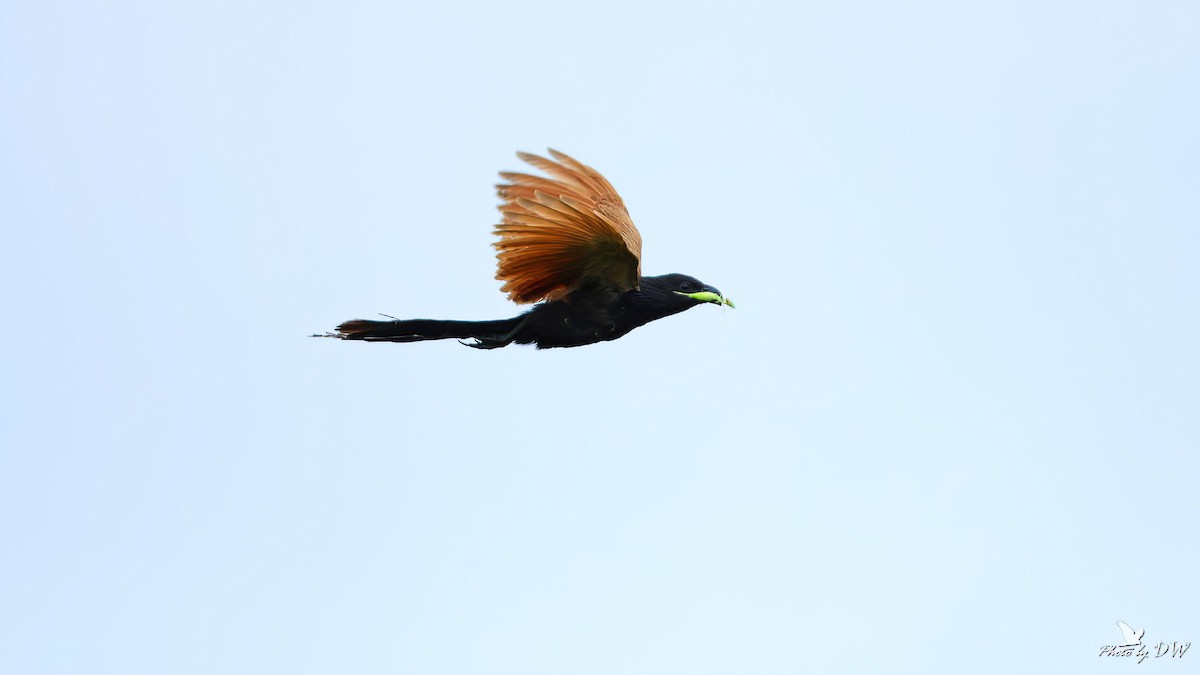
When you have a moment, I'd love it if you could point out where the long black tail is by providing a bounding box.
[322,316,524,349]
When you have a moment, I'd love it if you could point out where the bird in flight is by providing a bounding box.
[319,149,732,349]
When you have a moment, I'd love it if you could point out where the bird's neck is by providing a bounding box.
[622,279,693,326]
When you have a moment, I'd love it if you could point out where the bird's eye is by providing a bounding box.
[679,281,693,291]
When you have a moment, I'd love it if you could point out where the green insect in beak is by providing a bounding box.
[675,290,735,308]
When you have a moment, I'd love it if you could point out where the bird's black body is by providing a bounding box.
[334,274,722,349]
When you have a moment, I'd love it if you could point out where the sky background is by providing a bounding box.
[2,1,1198,673]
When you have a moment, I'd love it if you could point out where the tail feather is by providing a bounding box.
[328,317,523,347]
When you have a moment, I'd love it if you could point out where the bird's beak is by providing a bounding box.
[675,290,735,308]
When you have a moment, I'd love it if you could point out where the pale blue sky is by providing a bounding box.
[2,1,1197,673]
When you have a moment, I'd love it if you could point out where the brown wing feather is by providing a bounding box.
[494,149,642,304]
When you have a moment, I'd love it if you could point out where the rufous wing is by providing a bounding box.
[493,149,643,304]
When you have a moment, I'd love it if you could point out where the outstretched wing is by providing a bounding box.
[493,149,642,304]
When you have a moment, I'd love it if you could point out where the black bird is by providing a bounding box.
[319,150,732,349]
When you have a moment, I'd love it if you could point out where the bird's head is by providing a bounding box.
[669,274,735,308]
[633,273,734,308]
[623,274,734,326]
